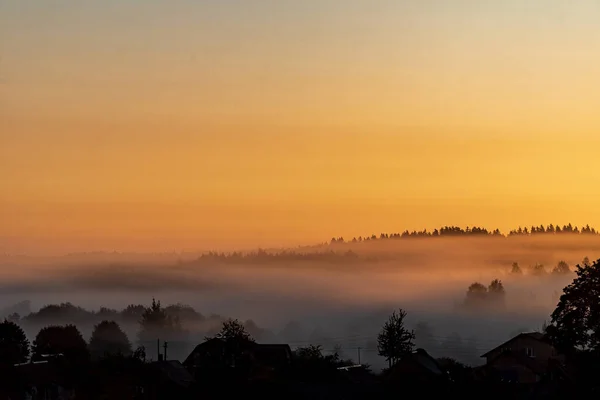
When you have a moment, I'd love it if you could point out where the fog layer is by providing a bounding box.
[1,235,595,369]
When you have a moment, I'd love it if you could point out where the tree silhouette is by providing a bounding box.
[0,320,30,365]
[164,303,204,330]
[138,299,181,342]
[436,357,472,383]
[294,344,325,361]
[327,223,600,242]
[552,261,571,275]
[531,263,547,276]
[546,258,600,352]
[582,257,591,267]
[511,262,522,274]
[213,318,254,343]
[138,298,186,361]
[209,318,255,368]
[488,279,506,308]
[121,304,146,322]
[25,302,94,325]
[293,344,349,381]
[96,307,118,319]
[32,325,89,365]
[465,282,488,308]
[89,320,132,360]
[377,309,415,368]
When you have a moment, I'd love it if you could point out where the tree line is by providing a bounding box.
[509,259,579,276]
[0,299,415,375]
[330,223,600,243]
[190,249,362,265]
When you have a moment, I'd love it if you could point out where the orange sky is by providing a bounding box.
[2,1,600,254]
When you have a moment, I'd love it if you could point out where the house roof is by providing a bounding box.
[182,338,226,366]
[149,360,195,388]
[183,339,292,367]
[410,349,445,375]
[481,332,550,358]
[387,348,445,378]
[13,359,66,385]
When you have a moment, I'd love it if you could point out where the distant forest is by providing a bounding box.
[330,223,599,243]
[184,224,600,265]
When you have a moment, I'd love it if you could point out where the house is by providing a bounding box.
[245,344,293,381]
[480,332,564,383]
[143,360,195,399]
[183,338,231,370]
[248,344,293,369]
[183,339,292,380]
[11,359,74,400]
[384,348,448,385]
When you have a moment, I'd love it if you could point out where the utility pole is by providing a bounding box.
[163,341,169,361]
[357,347,361,365]
[157,339,160,361]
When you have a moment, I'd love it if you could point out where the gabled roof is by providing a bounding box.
[387,348,446,378]
[183,339,292,367]
[481,332,550,358]
[183,338,224,366]
[149,360,195,388]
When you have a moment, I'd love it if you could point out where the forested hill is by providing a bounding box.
[329,223,598,244]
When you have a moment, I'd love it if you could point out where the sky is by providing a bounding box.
[2,0,600,254]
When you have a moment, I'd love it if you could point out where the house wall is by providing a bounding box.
[489,356,539,384]
[485,336,559,364]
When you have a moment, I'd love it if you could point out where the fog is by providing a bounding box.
[1,235,598,369]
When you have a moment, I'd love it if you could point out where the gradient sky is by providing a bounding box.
[2,1,600,254]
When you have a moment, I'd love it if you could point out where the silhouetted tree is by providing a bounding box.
[209,319,255,368]
[546,258,600,352]
[0,300,31,320]
[25,302,94,325]
[293,344,344,382]
[132,345,146,363]
[437,357,472,383]
[294,344,325,360]
[553,261,571,275]
[214,318,254,343]
[531,263,546,276]
[138,299,185,361]
[582,257,591,267]
[551,290,560,305]
[96,307,118,319]
[488,279,506,308]
[511,262,522,274]
[377,309,415,368]
[138,299,181,342]
[6,313,20,324]
[0,320,30,365]
[465,282,488,308]
[89,320,132,360]
[121,304,146,322]
[165,303,204,331]
[32,325,89,365]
